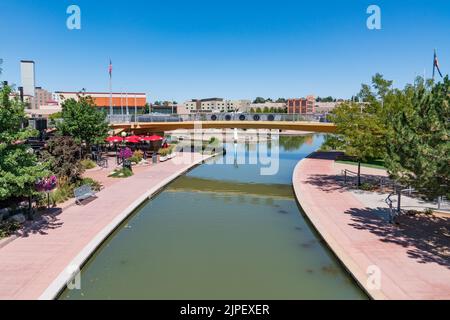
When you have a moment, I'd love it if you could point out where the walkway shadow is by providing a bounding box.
[17,208,64,238]
[306,151,344,160]
[304,174,349,193]
[346,207,450,268]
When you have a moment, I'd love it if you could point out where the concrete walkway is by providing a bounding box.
[0,153,211,300]
[293,152,450,300]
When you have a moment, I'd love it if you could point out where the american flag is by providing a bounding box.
[433,50,443,78]
[109,59,113,78]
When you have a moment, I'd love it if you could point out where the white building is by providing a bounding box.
[314,102,340,114]
[182,98,251,113]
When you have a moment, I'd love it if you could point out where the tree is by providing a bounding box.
[58,95,109,150]
[250,107,255,113]
[0,84,50,203]
[385,76,449,200]
[263,106,269,113]
[42,135,84,184]
[255,107,262,113]
[276,98,286,103]
[324,101,386,186]
[253,97,266,104]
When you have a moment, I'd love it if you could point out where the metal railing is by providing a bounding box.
[342,168,393,190]
[107,113,323,124]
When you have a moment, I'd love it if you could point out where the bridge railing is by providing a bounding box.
[108,113,325,124]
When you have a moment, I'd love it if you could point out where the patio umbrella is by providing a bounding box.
[105,136,123,143]
[141,135,163,142]
[124,135,142,143]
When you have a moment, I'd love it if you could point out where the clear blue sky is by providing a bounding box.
[0,0,448,102]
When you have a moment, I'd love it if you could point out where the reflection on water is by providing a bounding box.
[60,134,366,300]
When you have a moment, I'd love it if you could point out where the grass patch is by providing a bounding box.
[109,167,133,178]
[81,159,97,170]
[335,159,386,170]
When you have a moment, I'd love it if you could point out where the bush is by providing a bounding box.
[159,145,175,157]
[49,180,74,205]
[76,177,102,191]
[81,159,96,170]
[109,168,133,178]
[42,136,84,184]
[360,182,376,191]
[0,220,21,239]
[129,150,144,164]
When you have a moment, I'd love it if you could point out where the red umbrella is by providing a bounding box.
[141,135,163,142]
[124,135,142,143]
[105,136,123,143]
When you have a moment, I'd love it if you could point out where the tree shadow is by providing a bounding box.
[17,208,64,237]
[304,174,349,193]
[346,207,450,268]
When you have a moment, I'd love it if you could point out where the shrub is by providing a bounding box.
[129,150,144,164]
[0,220,20,239]
[81,159,96,170]
[119,147,133,159]
[360,182,376,191]
[76,177,102,191]
[159,148,170,157]
[42,135,84,184]
[109,168,133,178]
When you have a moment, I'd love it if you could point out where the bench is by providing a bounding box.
[74,185,97,205]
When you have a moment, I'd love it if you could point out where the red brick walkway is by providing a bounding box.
[293,152,450,300]
[0,153,210,300]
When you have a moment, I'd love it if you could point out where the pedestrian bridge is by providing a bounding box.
[108,114,336,134]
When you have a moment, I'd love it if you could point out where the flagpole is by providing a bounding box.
[109,60,113,116]
[432,49,436,81]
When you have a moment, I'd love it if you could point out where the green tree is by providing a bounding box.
[58,95,109,150]
[253,97,266,104]
[0,84,49,202]
[250,107,255,113]
[276,98,286,103]
[263,106,269,113]
[255,107,262,113]
[385,76,449,200]
[324,101,386,186]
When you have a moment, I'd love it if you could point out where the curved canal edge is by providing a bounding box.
[39,153,217,300]
[292,152,385,300]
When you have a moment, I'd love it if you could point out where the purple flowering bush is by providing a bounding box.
[36,175,57,192]
[119,147,133,159]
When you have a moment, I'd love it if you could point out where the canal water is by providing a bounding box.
[60,134,366,300]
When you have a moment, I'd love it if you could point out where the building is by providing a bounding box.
[55,91,147,115]
[151,102,178,114]
[20,60,35,97]
[287,96,315,114]
[30,87,54,109]
[314,102,340,114]
[182,98,251,113]
[249,102,286,113]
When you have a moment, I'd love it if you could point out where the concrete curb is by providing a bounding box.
[292,155,386,300]
[39,153,216,300]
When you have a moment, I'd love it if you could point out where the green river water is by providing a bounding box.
[60,134,366,300]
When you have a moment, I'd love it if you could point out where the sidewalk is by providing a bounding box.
[293,152,450,300]
[0,153,211,300]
